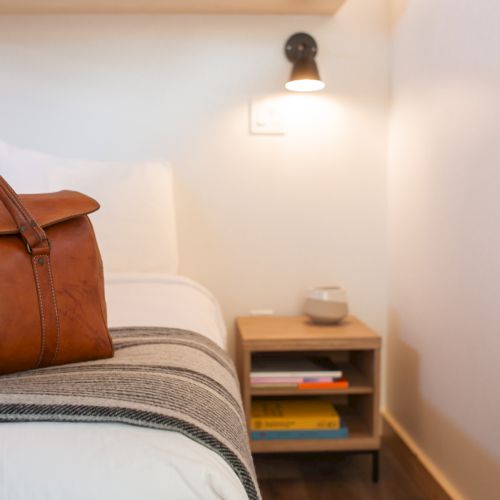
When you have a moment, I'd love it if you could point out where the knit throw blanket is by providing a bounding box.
[0,327,260,500]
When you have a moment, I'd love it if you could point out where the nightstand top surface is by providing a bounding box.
[236,315,380,347]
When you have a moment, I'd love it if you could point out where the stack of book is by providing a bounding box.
[250,398,348,440]
[251,355,349,390]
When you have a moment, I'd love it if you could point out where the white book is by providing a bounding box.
[251,355,342,379]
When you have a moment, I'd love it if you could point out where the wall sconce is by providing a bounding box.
[285,33,325,92]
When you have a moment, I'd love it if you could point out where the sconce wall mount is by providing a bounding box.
[285,32,325,92]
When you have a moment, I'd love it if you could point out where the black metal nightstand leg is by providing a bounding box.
[371,450,380,483]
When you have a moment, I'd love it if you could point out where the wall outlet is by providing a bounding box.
[249,98,285,135]
[250,309,275,316]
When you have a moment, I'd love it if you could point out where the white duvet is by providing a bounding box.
[0,274,248,500]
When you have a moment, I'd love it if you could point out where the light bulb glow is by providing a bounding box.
[285,79,325,92]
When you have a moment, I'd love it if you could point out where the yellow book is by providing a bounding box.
[251,399,340,431]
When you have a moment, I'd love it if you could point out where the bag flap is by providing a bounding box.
[0,190,100,235]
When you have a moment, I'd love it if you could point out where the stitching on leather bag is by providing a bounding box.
[32,256,46,368]
[47,256,62,364]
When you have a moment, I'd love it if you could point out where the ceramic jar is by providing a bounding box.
[304,286,349,324]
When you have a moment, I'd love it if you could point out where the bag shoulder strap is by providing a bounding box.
[0,175,59,367]
[0,176,50,255]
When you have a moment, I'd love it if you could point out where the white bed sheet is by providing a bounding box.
[104,273,227,349]
[0,274,247,500]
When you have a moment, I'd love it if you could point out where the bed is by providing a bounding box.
[0,143,259,500]
[0,273,252,500]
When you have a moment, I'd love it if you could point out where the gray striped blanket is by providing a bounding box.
[0,327,260,500]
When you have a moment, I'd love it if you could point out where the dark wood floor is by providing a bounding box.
[254,440,426,500]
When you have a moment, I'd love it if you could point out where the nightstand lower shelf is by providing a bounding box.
[250,406,378,453]
[251,435,380,453]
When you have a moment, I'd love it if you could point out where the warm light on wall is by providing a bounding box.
[285,33,325,93]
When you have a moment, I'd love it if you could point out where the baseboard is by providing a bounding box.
[382,411,463,500]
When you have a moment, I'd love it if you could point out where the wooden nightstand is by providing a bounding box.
[235,315,382,482]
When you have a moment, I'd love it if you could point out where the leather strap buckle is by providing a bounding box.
[26,239,51,255]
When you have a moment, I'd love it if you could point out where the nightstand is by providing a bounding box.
[235,315,382,482]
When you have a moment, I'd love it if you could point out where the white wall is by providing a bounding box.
[0,2,390,349]
[388,0,500,498]
[3,2,499,497]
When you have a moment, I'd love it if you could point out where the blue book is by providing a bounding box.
[251,426,348,441]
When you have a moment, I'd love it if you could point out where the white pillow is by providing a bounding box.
[0,141,178,274]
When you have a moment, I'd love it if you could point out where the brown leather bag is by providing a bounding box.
[0,176,113,375]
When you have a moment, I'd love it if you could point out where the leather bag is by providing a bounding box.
[0,176,113,375]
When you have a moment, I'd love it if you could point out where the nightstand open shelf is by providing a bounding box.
[250,362,373,396]
[236,315,382,482]
[250,404,376,453]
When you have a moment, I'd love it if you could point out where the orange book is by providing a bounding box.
[298,379,349,390]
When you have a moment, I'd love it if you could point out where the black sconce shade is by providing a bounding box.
[285,32,325,92]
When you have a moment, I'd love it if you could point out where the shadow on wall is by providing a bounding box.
[386,312,500,500]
